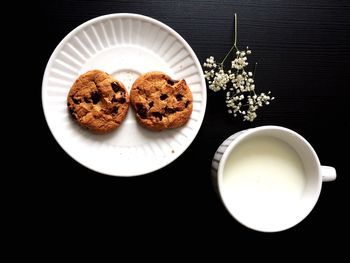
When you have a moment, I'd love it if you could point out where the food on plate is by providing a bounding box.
[67,70,129,133]
[130,71,193,131]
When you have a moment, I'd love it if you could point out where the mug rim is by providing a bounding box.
[216,125,322,232]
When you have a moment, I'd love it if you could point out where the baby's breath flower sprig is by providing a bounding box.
[203,14,274,122]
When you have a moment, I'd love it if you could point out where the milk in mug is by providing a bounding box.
[222,136,306,227]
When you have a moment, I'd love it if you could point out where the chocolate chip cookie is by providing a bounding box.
[130,71,193,131]
[67,70,129,133]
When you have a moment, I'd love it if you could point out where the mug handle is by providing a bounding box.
[321,166,337,182]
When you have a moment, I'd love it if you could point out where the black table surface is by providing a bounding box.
[36,0,348,247]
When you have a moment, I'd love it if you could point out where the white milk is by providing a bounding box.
[222,136,306,226]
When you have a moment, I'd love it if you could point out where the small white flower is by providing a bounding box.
[232,57,248,70]
[208,69,230,92]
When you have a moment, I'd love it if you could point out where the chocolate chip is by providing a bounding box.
[165,107,176,114]
[139,109,147,119]
[160,94,168,100]
[91,92,100,104]
[149,101,154,108]
[167,79,178,85]
[185,101,190,108]
[111,82,121,93]
[69,108,77,119]
[152,112,163,120]
[112,106,118,114]
[84,97,89,103]
[136,103,147,119]
[72,97,80,104]
[176,94,183,101]
[117,98,126,104]
[112,97,126,104]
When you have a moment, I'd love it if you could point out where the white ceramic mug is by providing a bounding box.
[211,126,336,232]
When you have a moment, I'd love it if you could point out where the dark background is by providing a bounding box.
[36,0,348,248]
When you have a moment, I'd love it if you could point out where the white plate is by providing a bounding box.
[42,13,207,176]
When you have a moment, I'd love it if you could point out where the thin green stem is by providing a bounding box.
[220,45,236,65]
[253,62,258,78]
[234,13,237,47]
[220,13,239,65]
